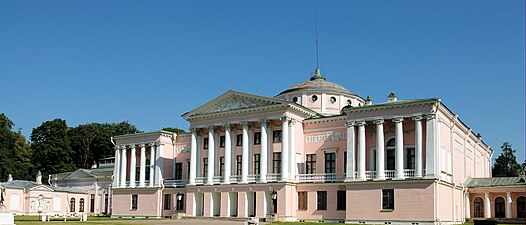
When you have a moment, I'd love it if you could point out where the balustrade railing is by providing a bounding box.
[163,179,189,187]
[195,177,206,184]
[365,171,376,179]
[213,176,222,184]
[296,173,345,183]
[266,174,280,182]
[247,174,260,183]
[230,175,241,183]
[385,170,395,178]
[404,169,415,178]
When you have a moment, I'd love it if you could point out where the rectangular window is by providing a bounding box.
[273,130,282,143]
[382,189,394,210]
[405,148,415,169]
[186,160,190,179]
[298,192,307,210]
[344,151,347,173]
[317,191,327,210]
[253,154,260,175]
[176,194,184,211]
[254,132,261,145]
[219,156,225,176]
[306,154,317,174]
[387,149,395,170]
[131,194,138,210]
[145,159,151,181]
[273,152,281,173]
[203,138,209,149]
[163,194,171,210]
[337,190,346,210]
[135,166,140,181]
[90,194,95,213]
[175,162,183,180]
[236,134,243,146]
[236,155,242,175]
[220,136,225,148]
[203,158,208,177]
[325,152,336,173]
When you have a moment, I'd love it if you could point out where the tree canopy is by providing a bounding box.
[0,114,32,181]
[492,142,523,177]
[162,127,186,134]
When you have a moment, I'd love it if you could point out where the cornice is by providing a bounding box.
[344,98,439,114]
[303,115,346,125]
[113,130,175,141]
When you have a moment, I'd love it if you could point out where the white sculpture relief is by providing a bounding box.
[306,132,347,143]
[175,145,191,153]
[211,97,266,113]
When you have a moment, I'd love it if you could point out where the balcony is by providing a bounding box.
[164,179,189,188]
[247,174,260,183]
[296,173,345,183]
[266,173,280,182]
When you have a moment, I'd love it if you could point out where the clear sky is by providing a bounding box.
[0,0,524,163]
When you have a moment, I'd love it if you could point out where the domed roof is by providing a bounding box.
[276,68,360,98]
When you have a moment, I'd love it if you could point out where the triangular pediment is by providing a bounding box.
[29,185,54,192]
[183,90,287,119]
[63,169,94,180]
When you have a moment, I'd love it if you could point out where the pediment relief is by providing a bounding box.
[209,97,270,113]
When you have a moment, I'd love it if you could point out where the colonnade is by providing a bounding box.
[188,116,297,185]
[465,192,516,219]
[113,142,163,188]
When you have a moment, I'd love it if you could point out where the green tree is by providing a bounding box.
[0,113,32,180]
[30,119,76,178]
[492,142,523,177]
[162,127,186,134]
[69,123,98,168]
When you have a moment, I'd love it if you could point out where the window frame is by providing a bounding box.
[317,191,327,210]
[236,134,243,146]
[382,189,394,211]
[79,198,85,212]
[164,194,172,210]
[253,154,260,175]
[175,162,183,180]
[273,152,281,173]
[203,158,208,177]
[254,132,261,145]
[298,192,308,210]
[324,152,336,173]
[70,198,75,212]
[337,190,346,210]
[219,156,225,176]
[131,194,138,210]
[236,155,242,175]
[203,137,209,149]
[305,154,317,174]
[273,130,282,143]
[219,136,225,148]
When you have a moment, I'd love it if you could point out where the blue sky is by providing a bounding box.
[0,0,524,162]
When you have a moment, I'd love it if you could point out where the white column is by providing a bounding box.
[414,116,423,178]
[280,117,289,182]
[506,192,512,218]
[465,192,470,219]
[259,119,268,183]
[345,122,355,181]
[289,119,296,182]
[223,124,232,184]
[484,192,491,218]
[207,126,215,185]
[149,144,155,187]
[139,144,146,187]
[189,129,197,185]
[241,122,249,183]
[426,114,438,178]
[155,143,163,186]
[129,145,137,188]
[357,121,366,180]
[394,118,405,179]
[375,119,385,180]
[120,146,127,188]
[113,146,121,188]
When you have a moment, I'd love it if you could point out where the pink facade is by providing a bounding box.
[108,69,525,224]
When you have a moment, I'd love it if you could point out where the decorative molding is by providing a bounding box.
[210,97,267,113]
[374,119,384,125]
[393,117,404,123]
[413,115,423,121]
[356,121,366,126]
[306,132,347,143]
[175,145,191,153]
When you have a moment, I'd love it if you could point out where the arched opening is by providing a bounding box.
[518,196,526,218]
[494,197,505,218]
[79,198,85,212]
[70,198,76,212]
[474,197,484,218]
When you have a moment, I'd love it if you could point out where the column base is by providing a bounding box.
[374,176,386,181]
[344,177,355,182]
[393,176,405,180]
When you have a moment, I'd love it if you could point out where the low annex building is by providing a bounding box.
[108,68,525,224]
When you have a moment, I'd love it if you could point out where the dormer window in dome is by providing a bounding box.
[329,96,337,104]
[292,96,299,103]
[311,95,318,102]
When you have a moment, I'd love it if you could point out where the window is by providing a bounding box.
[203,138,209,149]
[79,198,84,212]
[405,148,415,169]
[292,96,298,103]
[386,139,396,170]
[329,96,337,104]
[70,198,75,212]
[90,194,95,213]
[131,194,138,210]
[203,158,208,177]
[145,159,151,181]
[273,152,281,173]
[474,197,484,218]
[337,190,346,210]
[135,165,140,181]
[236,134,243,146]
[311,95,318,102]
[298,192,307,210]
[273,130,282,143]
[382,189,394,210]
[164,194,171,210]
[347,99,352,105]
[306,154,316,174]
[344,151,347,173]
[175,162,183,180]
[317,191,327,210]
[517,196,526,218]
[176,194,185,212]
[104,194,109,214]
[220,136,225,148]
[495,197,505,218]
[325,152,336,173]
[253,154,260,175]
[219,157,225,176]
[186,160,190,179]
[254,132,261,145]
[236,155,242,175]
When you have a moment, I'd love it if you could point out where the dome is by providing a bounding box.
[275,68,360,98]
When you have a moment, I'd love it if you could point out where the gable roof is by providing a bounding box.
[465,177,526,188]
[0,180,87,194]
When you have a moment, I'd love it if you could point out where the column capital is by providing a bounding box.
[190,127,198,133]
[356,121,366,126]
[374,119,384,125]
[288,118,297,126]
[259,118,268,126]
[345,121,355,127]
[138,143,146,148]
[119,145,126,150]
[241,121,249,126]
[392,117,404,123]
[207,125,216,133]
[413,115,424,121]
[280,116,289,122]
[426,114,436,120]
[223,123,231,129]
[148,142,157,147]
[128,144,136,149]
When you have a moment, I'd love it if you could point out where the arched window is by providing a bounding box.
[386,138,396,170]
[79,198,85,212]
[70,198,76,212]
[474,197,484,218]
[495,197,505,218]
[518,196,526,218]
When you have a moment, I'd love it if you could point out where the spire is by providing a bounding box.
[310,67,326,81]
